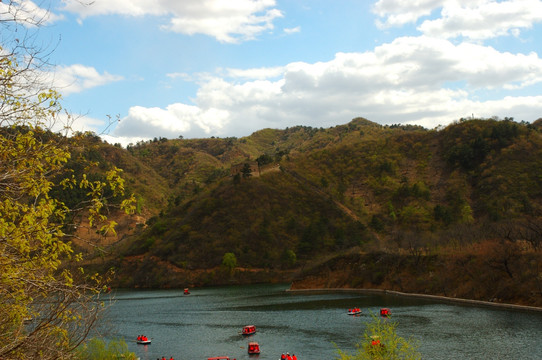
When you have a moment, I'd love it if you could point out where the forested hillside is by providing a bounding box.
[71,117,542,306]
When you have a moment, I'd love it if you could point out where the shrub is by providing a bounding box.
[335,315,421,360]
[76,338,137,360]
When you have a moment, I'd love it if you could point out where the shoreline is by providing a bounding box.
[286,287,542,313]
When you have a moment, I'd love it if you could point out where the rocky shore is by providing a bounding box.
[287,287,542,312]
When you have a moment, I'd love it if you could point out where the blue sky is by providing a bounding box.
[7,0,542,146]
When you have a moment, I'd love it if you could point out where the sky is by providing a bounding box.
[6,0,542,146]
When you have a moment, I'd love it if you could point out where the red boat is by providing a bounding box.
[208,357,230,360]
[242,325,256,335]
[347,308,362,315]
[136,335,151,345]
[184,288,190,295]
[380,308,391,317]
[248,342,260,355]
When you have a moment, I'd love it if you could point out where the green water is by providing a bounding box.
[102,284,542,360]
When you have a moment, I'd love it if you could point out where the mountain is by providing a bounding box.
[71,117,542,306]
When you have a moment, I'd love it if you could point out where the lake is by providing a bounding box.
[101,284,542,360]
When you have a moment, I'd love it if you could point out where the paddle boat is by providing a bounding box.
[380,308,391,317]
[136,335,151,345]
[248,342,260,355]
[347,308,362,315]
[242,325,256,335]
[184,288,190,295]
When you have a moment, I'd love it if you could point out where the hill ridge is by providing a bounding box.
[69,117,542,306]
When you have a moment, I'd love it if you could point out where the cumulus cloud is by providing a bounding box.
[49,64,123,95]
[113,103,230,140]
[111,36,542,143]
[418,0,542,40]
[373,0,542,40]
[61,0,283,43]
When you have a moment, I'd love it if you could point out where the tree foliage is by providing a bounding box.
[0,6,135,358]
[75,338,137,360]
[241,163,253,178]
[122,172,368,276]
[222,252,237,274]
[336,315,421,360]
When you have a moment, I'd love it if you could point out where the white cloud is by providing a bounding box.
[111,36,542,142]
[101,134,148,147]
[61,0,283,43]
[0,0,64,26]
[284,26,301,34]
[418,0,542,40]
[407,95,542,128]
[50,64,123,95]
[162,1,283,43]
[373,0,542,41]
[373,0,444,27]
[60,0,167,17]
[225,66,285,80]
[113,103,230,140]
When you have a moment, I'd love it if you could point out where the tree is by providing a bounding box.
[0,92,135,360]
[256,153,273,166]
[241,163,253,178]
[336,315,421,360]
[222,252,237,274]
[0,3,135,358]
[282,249,297,268]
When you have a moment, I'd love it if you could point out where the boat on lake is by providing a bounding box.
[242,325,256,335]
[248,342,260,354]
[136,334,150,344]
[347,308,362,315]
[184,288,190,295]
[208,357,230,360]
[380,308,391,317]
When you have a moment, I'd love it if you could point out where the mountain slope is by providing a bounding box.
[75,117,542,306]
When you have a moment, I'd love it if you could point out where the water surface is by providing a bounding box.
[102,284,542,360]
